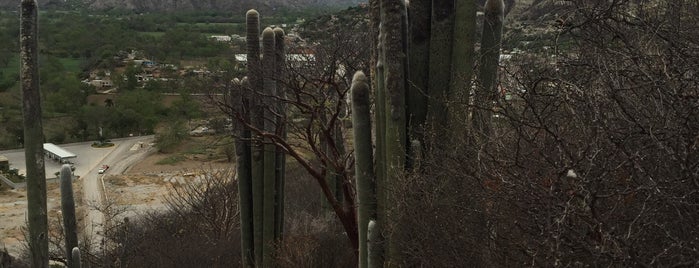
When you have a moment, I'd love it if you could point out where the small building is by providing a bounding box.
[43,143,77,164]
[89,79,114,88]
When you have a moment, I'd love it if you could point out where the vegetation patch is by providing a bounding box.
[156,155,187,165]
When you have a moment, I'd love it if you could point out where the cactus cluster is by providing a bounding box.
[236,9,287,268]
[352,0,505,266]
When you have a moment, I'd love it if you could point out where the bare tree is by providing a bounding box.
[214,20,370,256]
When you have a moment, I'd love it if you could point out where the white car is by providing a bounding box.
[98,165,109,174]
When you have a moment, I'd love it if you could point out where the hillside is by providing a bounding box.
[0,0,362,12]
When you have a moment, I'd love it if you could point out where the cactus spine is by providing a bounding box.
[59,165,78,268]
[473,0,505,138]
[20,0,49,266]
[71,247,81,268]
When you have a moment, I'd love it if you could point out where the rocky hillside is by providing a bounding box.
[0,0,362,12]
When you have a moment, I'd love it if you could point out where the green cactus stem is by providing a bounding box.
[20,0,48,266]
[59,165,78,268]
[351,71,376,268]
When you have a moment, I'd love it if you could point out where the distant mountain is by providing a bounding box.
[0,0,363,12]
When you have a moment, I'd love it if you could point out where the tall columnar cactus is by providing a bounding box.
[237,10,260,268]
[473,0,505,139]
[20,0,48,266]
[261,27,277,268]
[71,247,81,268]
[273,27,286,241]
[245,9,267,267]
[59,165,78,268]
[351,72,376,268]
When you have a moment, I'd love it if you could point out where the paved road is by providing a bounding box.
[0,135,156,251]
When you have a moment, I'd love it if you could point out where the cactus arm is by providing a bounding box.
[20,1,49,266]
[60,165,78,267]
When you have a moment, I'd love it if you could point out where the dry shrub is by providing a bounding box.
[390,2,699,267]
[275,213,354,268]
[388,143,492,267]
[104,169,241,267]
[274,160,356,267]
